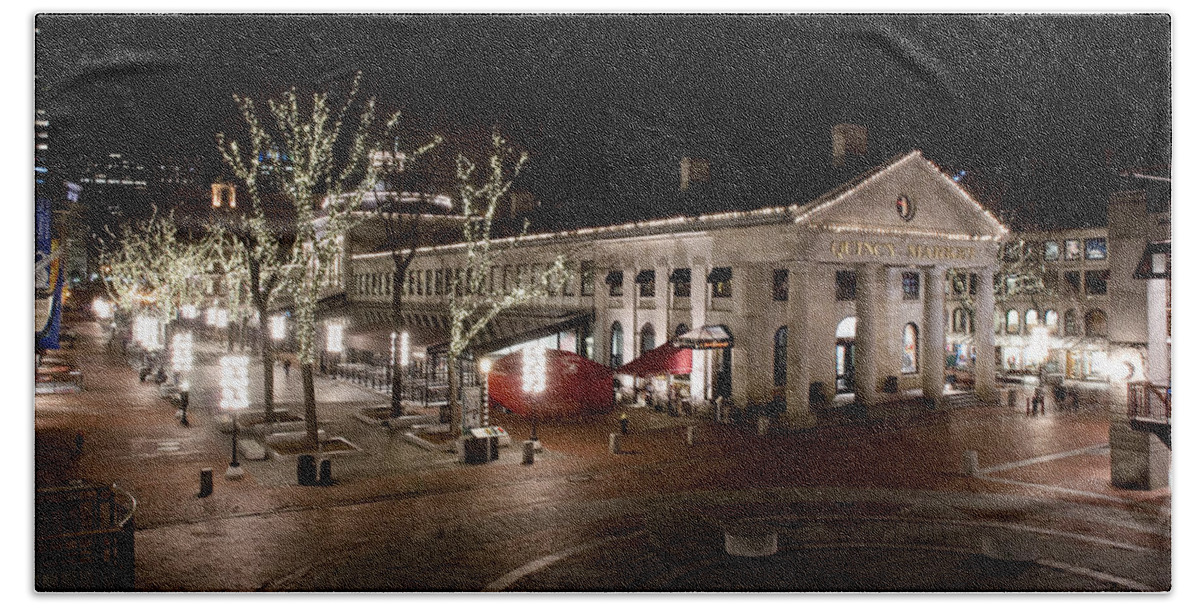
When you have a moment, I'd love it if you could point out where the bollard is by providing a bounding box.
[522,440,536,465]
[962,450,979,477]
[199,468,213,497]
[297,454,317,486]
[757,416,769,436]
[686,425,695,446]
[609,432,622,454]
[318,459,332,485]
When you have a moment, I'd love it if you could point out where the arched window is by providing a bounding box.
[1025,309,1039,333]
[1044,310,1059,334]
[774,326,788,387]
[836,316,857,339]
[1006,310,1020,334]
[640,323,656,355]
[901,323,919,374]
[610,322,624,368]
[1085,309,1109,337]
[674,323,689,337]
[1063,310,1079,336]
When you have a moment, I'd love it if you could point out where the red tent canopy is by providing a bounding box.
[488,349,615,419]
[615,343,693,377]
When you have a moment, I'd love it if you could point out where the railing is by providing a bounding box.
[35,483,136,591]
[1128,381,1171,422]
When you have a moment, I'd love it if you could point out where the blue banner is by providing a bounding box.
[36,256,64,351]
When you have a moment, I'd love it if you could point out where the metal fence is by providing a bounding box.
[35,483,136,591]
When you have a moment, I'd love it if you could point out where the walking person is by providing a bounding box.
[620,412,629,435]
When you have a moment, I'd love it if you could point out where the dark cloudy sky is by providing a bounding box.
[34,14,1171,228]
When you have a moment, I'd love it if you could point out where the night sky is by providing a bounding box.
[35,14,1171,229]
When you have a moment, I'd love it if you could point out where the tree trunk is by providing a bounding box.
[391,354,404,418]
[390,264,407,418]
[448,354,462,435]
[302,363,318,450]
[260,318,275,425]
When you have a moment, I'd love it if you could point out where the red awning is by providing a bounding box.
[615,343,693,377]
[488,349,615,419]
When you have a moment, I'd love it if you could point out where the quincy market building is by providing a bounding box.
[335,150,1010,428]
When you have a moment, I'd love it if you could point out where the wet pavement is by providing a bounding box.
[35,320,1171,592]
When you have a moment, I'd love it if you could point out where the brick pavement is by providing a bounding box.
[36,320,1171,591]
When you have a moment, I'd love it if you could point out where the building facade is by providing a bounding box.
[334,151,1008,428]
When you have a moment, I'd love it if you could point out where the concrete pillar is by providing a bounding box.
[975,268,998,402]
[731,263,759,407]
[785,263,817,428]
[654,262,670,348]
[922,265,947,407]
[624,264,637,364]
[689,260,709,402]
[1146,278,1169,384]
[854,263,884,406]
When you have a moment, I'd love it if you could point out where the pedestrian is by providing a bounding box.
[283,357,291,379]
[620,412,629,435]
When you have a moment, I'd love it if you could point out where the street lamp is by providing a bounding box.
[92,298,113,320]
[180,304,200,320]
[172,331,194,425]
[270,315,287,341]
[522,347,546,445]
[220,354,250,480]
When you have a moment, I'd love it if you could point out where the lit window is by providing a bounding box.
[1085,238,1107,260]
[1064,239,1082,261]
[609,322,624,368]
[1044,240,1060,261]
[580,261,595,296]
[1025,309,1038,333]
[709,267,732,299]
[901,323,919,374]
[1006,310,1019,334]
[1044,310,1059,333]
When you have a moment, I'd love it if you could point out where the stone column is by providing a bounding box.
[922,265,947,407]
[785,263,817,428]
[974,268,997,402]
[854,263,884,406]
[623,263,637,364]
[730,264,753,408]
[654,262,670,348]
[689,260,708,402]
[1146,278,1169,385]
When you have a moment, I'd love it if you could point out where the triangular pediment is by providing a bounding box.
[792,151,1008,240]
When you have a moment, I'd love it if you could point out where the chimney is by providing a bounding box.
[680,156,710,191]
[832,124,868,168]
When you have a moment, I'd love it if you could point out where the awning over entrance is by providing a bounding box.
[615,343,692,377]
[487,349,615,419]
[327,301,593,356]
[672,325,733,349]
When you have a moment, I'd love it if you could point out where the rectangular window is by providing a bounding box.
[969,273,978,295]
[1003,243,1020,262]
[1063,270,1081,294]
[502,265,511,292]
[1085,270,1109,296]
[1044,240,1060,261]
[1042,270,1058,292]
[709,267,732,299]
[606,270,624,297]
[636,270,655,298]
[836,270,857,301]
[1085,238,1107,260]
[580,261,595,296]
[671,268,691,297]
[425,270,432,296]
[902,271,920,300]
[1064,239,1082,261]
[773,269,789,301]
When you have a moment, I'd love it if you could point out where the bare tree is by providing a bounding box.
[445,131,566,434]
[217,73,397,449]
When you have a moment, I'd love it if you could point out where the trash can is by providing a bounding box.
[318,458,332,485]
[463,437,489,465]
[297,454,317,486]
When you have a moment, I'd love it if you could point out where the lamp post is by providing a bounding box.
[220,354,250,479]
[522,347,546,446]
[172,332,194,426]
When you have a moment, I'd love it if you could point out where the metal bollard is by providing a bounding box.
[962,450,979,477]
[522,440,536,465]
[609,432,622,454]
[199,468,213,497]
[686,425,695,446]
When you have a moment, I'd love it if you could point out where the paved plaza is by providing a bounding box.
[35,321,1170,591]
